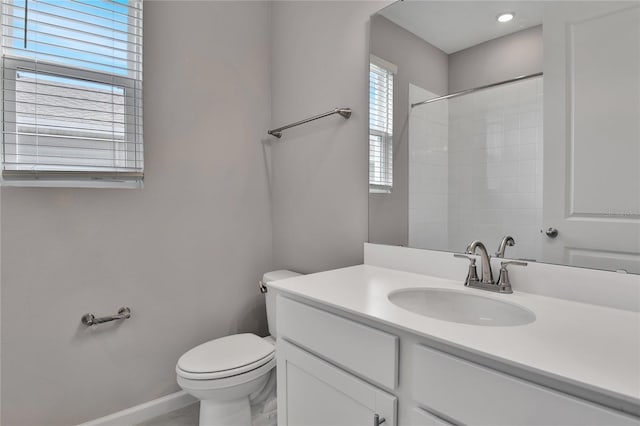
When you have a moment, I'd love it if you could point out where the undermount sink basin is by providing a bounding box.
[388,288,536,326]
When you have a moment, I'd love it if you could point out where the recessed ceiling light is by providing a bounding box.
[497,12,515,23]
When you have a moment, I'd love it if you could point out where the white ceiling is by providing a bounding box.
[379,1,544,54]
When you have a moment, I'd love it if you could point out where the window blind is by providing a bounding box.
[369,60,393,192]
[1,0,143,184]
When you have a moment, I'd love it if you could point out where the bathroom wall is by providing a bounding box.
[448,25,543,93]
[1,2,273,425]
[270,1,391,273]
[0,3,544,424]
[269,4,542,275]
[369,15,448,247]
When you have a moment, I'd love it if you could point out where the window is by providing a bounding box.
[1,0,143,186]
[369,55,395,193]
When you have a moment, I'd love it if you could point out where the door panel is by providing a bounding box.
[543,2,640,272]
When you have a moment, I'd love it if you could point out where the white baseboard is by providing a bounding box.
[77,391,197,426]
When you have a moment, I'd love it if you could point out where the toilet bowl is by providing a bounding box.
[176,333,276,426]
[176,270,301,426]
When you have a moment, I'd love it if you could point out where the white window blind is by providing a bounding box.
[1,0,143,185]
[369,58,393,193]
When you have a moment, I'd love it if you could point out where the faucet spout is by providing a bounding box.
[496,235,515,258]
[466,240,494,284]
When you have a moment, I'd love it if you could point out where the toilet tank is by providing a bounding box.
[263,270,301,338]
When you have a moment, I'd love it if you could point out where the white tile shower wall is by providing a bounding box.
[448,77,543,258]
[408,84,449,250]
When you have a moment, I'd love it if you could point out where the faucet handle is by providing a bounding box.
[497,261,527,292]
[454,253,475,261]
[501,260,528,268]
[453,253,479,285]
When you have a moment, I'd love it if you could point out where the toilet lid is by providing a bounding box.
[177,333,275,376]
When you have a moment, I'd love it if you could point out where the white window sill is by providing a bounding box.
[369,188,392,194]
[1,178,143,189]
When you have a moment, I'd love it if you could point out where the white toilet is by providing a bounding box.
[176,270,301,426]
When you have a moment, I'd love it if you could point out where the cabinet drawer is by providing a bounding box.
[277,295,398,389]
[413,345,639,425]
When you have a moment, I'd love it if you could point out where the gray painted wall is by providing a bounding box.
[1,2,273,425]
[270,1,390,273]
[369,15,448,247]
[448,25,543,93]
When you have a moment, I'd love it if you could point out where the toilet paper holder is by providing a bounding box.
[81,307,131,326]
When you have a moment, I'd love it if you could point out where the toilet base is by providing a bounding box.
[199,397,251,426]
[177,359,276,426]
[176,336,277,426]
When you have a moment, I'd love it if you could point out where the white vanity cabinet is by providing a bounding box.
[276,295,640,426]
[276,295,398,426]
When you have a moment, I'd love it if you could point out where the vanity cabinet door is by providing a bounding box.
[277,339,397,426]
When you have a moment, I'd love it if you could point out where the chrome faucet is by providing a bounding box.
[466,240,494,284]
[496,235,515,258]
[453,240,526,294]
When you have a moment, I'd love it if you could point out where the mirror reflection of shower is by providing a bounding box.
[408,75,543,261]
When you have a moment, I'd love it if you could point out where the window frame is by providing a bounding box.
[0,0,143,187]
[369,129,393,193]
[369,55,396,194]
[2,55,139,174]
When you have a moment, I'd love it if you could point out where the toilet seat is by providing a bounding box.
[177,357,276,392]
[176,333,275,380]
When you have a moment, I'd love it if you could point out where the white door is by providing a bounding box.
[277,339,397,426]
[542,1,640,273]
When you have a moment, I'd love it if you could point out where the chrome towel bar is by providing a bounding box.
[81,307,131,326]
[268,107,352,138]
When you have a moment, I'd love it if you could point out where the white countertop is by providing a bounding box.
[269,264,640,415]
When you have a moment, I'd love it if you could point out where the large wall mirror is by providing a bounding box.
[368,1,640,274]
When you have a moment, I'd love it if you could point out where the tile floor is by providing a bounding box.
[136,403,199,426]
